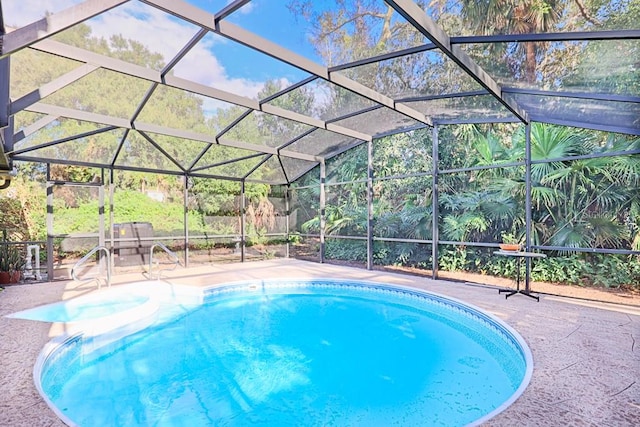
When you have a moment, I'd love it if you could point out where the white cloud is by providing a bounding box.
[171,33,265,101]
[3,0,81,27]
[238,2,255,14]
[226,0,255,15]
[89,3,265,100]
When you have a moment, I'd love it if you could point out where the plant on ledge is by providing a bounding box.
[0,230,25,285]
[500,232,523,252]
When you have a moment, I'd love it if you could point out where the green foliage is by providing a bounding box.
[112,191,195,235]
[432,247,640,289]
[294,121,640,289]
[580,254,640,288]
[373,241,428,267]
[325,239,367,262]
[7,5,639,291]
[438,247,472,272]
[0,231,25,273]
[530,255,584,284]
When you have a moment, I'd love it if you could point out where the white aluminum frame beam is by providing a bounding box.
[10,63,99,114]
[191,152,264,173]
[384,0,529,123]
[13,115,58,144]
[217,21,432,127]
[1,0,130,57]
[26,102,130,128]
[12,125,118,155]
[24,102,321,162]
[27,39,374,142]
[141,0,432,127]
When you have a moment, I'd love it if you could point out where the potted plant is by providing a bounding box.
[0,231,25,285]
[499,232,523,252]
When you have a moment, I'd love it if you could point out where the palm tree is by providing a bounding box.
[511,124,638,250]
[455,0,560,84]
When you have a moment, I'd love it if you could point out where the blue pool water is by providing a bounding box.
[38,280,531,426]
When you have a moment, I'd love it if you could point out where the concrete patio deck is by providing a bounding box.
[1,258,638,426]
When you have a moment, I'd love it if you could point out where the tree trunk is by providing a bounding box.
[525,42,537,84]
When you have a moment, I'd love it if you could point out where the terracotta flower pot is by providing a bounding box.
[0,271,21,285]
[499,243,521,252]
[0,271,11,285]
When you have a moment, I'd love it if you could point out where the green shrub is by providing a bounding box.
[325,239,366,262]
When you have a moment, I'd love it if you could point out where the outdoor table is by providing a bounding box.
[494,250,546,301]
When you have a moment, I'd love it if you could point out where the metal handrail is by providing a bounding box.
[71,246,111,290]
[148,242,181,280]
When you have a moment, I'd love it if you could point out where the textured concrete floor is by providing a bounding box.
[1,259,638,426]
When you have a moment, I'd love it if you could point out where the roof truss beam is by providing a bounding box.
[243,154,271,180]
[530,115,640,136]
[142,0,432,127]
[110,128,129,167]
[215,0,252,22]
[12,125,117,156]
[162,28,208,77]
[134,122,320,162]
[191,152,264,173]
[10,63,99,114]
[502,87,640,104]
[384,0,529,124]
[276,155,290,184]
[329,43,438,72]
[138,130,186,172]
[126,27,208,155]
[451,29,640,44]
[187,109,252,172]
[397,90,488,103]
[13,154,243,180]
[28,39,374,142]
[13,114,58,144]
[1,0,130,57]
[26,103,131,128]
[25,102,321,162]
[318,30,640,74]
[31,39,159,81]
[260,76,318,105]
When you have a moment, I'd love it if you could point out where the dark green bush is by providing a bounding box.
[325,239,366,262]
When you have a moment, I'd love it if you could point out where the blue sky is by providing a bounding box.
[186,0,322,81]
[4,0,324,101]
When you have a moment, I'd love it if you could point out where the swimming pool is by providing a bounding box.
[35,279,532,426]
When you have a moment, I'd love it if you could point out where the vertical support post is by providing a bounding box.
[285,184,290,258]
[240,179,246,263]
[524,123,533,285]
[183,175,190,268]
[98,184,106,275]
[319,160,326,263]
[431,125,439,280]
[1,116,13,161]
[0,46,14,170]
[367,138,374,270]
[46,166,54,280]
[109,169,115,272]
[98,185,105,248]
[0,57,10,131]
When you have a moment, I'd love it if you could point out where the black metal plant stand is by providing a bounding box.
[495,250,546,302]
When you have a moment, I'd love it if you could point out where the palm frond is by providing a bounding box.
[549,221,592,249]
[587,215,628,248]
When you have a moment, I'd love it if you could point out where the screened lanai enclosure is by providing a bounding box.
[0,0,638,291]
